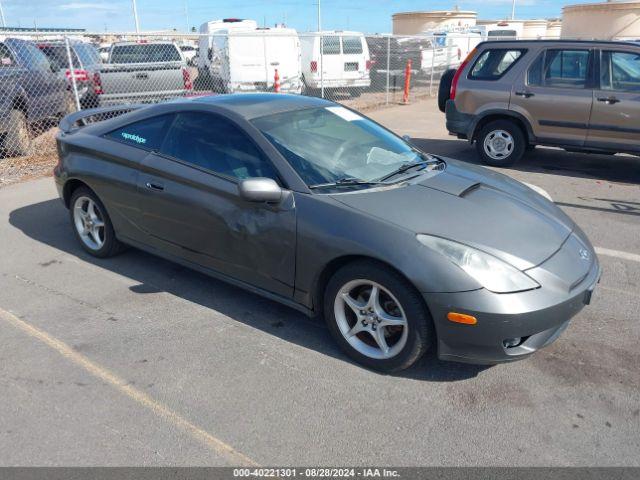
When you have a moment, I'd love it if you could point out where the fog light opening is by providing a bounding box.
[503,337,523,348]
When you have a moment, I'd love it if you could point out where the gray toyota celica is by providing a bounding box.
[54,94,600,372]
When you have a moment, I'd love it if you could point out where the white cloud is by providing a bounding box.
[58,2,118,11]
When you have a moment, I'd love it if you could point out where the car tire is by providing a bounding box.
[438,68,456,113]
[324,260,433,372]
[348,88,363,98]
[69,187,123,258]
[476,119,526,167]
[3,109,33,157]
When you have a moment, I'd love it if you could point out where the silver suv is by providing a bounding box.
[439,40,640,166]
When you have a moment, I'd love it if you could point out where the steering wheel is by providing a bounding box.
[331,138,360,168]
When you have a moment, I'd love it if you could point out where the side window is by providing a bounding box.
[527,53,543,86]
[159,112,278,181]
[322,36,340,55]
[544,49,590,88]
[601,50,640,92]
[342,36,363,55]
[469,49,524,80]
[0,44,14,67]
[105,114,174,151]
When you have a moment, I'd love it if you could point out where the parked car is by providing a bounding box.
[36,40,102,109]
[366,36,432,88]
[179,44,198,66]
[420,31,482,75]
[98,45,111,63]
[198,18,302,94]
[95,41,192,106]
[55,94,599,372]
[440,40,640,166]
[300,31,371,96]
[0,38,72,156]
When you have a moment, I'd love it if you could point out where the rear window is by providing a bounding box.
[322,36,340,55]
[74,43,101,66]
[469,49,524,80]
[342,36,363,55]
[39,45,78,69]
[110,44,181,63]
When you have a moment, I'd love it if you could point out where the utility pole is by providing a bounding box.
[511,0,516,20]
[132,0,140,34]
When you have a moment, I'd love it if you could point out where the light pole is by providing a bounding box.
[0,0,6,28]
[183,0,190,33]
[132,0,140,34]
[318,0,324,98]
[511,0,516,20]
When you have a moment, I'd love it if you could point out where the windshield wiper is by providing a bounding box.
[309,177,385,190]
[377,158,441,182]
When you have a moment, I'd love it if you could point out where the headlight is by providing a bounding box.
[416,235,540,293]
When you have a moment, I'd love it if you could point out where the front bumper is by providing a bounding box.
[424,247,601,365]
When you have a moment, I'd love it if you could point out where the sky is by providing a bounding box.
[7,0,604,33]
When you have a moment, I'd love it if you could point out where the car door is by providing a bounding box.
[136,111,296,297]
[320,35,342,84]
[586,48,640,153]
[510,47,595,146]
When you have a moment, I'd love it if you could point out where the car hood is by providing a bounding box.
[330,159,576,270]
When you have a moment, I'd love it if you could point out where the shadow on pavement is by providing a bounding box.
[412,137,640,186]
[9,198,489,382]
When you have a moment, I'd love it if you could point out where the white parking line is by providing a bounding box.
[0,307,258,466]
[595,247,640,263]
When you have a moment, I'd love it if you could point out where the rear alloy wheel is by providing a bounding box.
[70,187,123,258]
[476,119,525,167]
[324,261,432,372]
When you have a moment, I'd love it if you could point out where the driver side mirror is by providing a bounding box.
[238,178,283,203]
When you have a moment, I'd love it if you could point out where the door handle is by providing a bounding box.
[597,96,620,105]
[145,182,164,191]
[515,91,535,98]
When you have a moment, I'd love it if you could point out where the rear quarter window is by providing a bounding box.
[468,49,525,80]
[105,114,174,151]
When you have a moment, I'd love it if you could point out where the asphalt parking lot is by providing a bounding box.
[0,97,638,466]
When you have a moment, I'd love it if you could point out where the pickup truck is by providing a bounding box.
[95,41,192,106]
[0,38,72,156]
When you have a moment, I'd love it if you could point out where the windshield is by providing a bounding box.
[252,106,441,188]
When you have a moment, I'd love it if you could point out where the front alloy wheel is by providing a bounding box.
[334,280,408,360]
[324,261,433,372]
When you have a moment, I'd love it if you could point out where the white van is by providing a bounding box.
[198,18,302,94]
[420,31,482,73]
[300,31,371,97]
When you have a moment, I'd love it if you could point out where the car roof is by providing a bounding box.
[478,39,640,48]
[184,93,334,120]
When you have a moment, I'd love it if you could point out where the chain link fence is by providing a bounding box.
[1,30,638,165]
[0,30,480,163]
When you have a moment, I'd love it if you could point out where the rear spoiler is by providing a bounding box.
[59,104,147,134]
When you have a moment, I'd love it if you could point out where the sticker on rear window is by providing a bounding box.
[121,132,146,144]
[325,106,362,122]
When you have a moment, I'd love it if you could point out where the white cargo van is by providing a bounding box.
[419,31,481,73]
[300,31,371,97]
[197,18,302,94]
